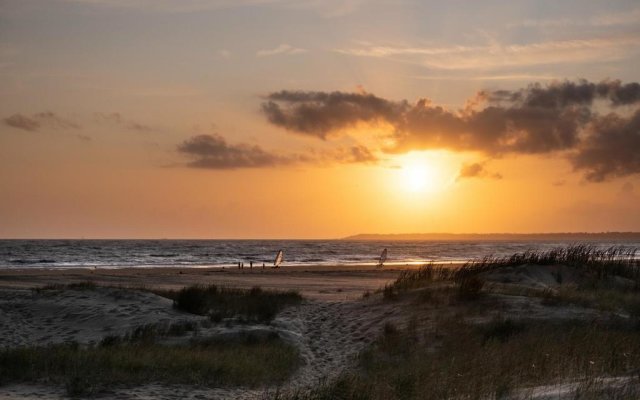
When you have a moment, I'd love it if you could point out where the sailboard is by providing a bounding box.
[273,249,284,268]
[378,248,388,268]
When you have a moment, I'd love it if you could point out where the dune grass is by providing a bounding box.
[292,245,640,399]
[168,284,302,323]
[0,333,300,397]
[382,245,640,312]
[273,318,640,400]
[32,282,303,323]
[457,245,640,283]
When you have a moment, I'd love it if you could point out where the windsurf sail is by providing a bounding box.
[274,249,284,268]
[378,248,387,267]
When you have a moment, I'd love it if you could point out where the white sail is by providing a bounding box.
[274,249,284,268]
[378,248,387,267]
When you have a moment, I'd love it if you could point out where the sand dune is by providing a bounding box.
[0,263,635,399]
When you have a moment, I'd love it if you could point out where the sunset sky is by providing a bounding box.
[1,0,639,239]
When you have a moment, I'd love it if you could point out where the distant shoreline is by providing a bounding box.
[343,232,640,241]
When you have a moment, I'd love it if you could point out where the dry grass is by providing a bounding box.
[457,245,640,284]
[0,331,300,397]
[274,245,640,400]
[273,318,640,400]
[169,284,302,323]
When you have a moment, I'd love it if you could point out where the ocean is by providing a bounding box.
[1,239,639,269]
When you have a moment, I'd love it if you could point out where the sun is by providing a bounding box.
[396,153,444,194]
[401,161,434,192]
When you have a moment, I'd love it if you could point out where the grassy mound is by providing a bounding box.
[170,285,302,323]
[0,333,300,397]
[273,319,640,400]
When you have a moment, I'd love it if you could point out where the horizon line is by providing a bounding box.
[2,231,640,241]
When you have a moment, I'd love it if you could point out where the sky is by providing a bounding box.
[0,0,639,239]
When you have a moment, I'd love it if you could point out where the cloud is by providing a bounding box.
[4,114,39,131]
[177,134,294,169]
[570,110,640,182]
[256,44,307,57]
[3,112,79,131]
[457,162,502,180]
[336,36,640,70]
[177,134,378,169]
[329,145,378,164]
[509,8,640,29]
[262,90,406,139]
[94,112,153,132]
[262,79,640,181]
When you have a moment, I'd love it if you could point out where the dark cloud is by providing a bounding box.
[4,114,39,131]
[177,134,378,170]
[177,134,293,169]
[570,110,640,182]
[329,145,378,164]
[3,112,79,131]
[262,90,405,139]
[457,162,502,180]
[481,80,640,108]
[349,145,378,163]
[263,80,640,181]
[94,112,153,132]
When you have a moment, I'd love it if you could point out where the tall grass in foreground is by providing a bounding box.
[457,245,640,283]
[272,319,640,400]
[0,334,300,397]
[169,285,303,323]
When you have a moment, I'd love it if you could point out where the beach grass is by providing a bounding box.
[33,282,303,323]
[274,245,640,399]
[382,245,640,311]
[168,284,303,323]
[0,333,300,397]
[272,318,640,400]
[457,245,640,283]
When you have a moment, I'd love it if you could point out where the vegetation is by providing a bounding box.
[457,245,640,284]
[33,282,303,323]
[272,318,640,400]
[0,332,300,397]
[168,284,302,323]
[274,245,640,400]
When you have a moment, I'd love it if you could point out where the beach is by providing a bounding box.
[0,264,411,399]
[1,250,639,399]
[0,264,409,301]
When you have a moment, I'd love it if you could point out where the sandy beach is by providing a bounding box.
[0,264,413,301]
[1,257,639,399]
[0,265,412,399]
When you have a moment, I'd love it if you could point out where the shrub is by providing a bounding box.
[172,285,302,323]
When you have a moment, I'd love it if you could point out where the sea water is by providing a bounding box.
[0,239,638,269]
